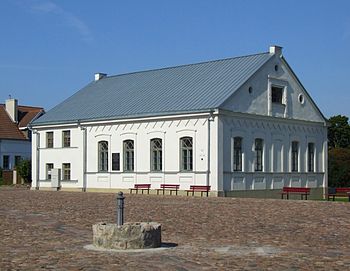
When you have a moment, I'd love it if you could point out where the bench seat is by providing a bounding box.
[186,185,211,197]
[130,184,151,194]
[281,187,310,200]
[156,184,180,195]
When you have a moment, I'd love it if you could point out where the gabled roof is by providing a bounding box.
[33,52,273,125]
[0,104,44,140]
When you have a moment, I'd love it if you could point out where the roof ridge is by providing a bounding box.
[104,51,270,80]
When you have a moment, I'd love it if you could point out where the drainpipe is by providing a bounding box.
[28,125,40,190]
[78,120,87,192]
[207,111,215,187]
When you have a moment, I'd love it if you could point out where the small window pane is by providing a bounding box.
[180,137,193,171]
[46,163,54,180]
[291,141,299,172]
[3,155,10,169]
[233,137,242,171]
[62,163,71,180]
[124,140,134,172]
[308,143,315,172]
[63,131,71,147]
[255,139,263,171]
[46,132,54,148]
[98,141,108,172]
[151,138,162,171]
[272,86,283,104]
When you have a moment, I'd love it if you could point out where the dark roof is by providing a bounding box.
[0,104,44,140]
[33,52,273,125]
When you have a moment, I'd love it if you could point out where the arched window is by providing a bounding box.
[150,138,162,171]
[255,138,263,172]
[123,140,134,172]
[180,137,193,171]
[233,137,242,171]
[98,141,108,172]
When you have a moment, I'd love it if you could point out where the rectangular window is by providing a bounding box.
[3,155,10,169]
[46,132,54,148]
[46,163,54,180]
[308,143,315,172]
[271,86,283,104]
[233,137,242,171]
[291,141,299,172]
[112,153,120,171]
[62,163,71,180]
[14,156,21,167]
[255,139,263,171]
[63,130,71,147]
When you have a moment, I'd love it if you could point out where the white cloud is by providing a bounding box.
[21,0,93,43]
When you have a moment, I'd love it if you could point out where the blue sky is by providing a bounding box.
[1,0,350,118]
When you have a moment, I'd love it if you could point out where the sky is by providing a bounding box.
[1,0,350,118]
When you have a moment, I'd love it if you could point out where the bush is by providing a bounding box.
[328,148,350,187]
[16,159,32,183]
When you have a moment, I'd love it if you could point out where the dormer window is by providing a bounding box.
[271,86,283,104]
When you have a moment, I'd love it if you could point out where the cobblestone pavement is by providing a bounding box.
[0,187,349,270]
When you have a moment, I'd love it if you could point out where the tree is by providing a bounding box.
[328,115,350,148]
[328,148,350,187]
[16,159,31,183]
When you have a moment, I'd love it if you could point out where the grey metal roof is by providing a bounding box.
[33,52,273,125]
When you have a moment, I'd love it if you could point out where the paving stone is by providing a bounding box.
[0,187,349,270]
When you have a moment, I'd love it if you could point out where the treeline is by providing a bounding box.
[328,115,350,187]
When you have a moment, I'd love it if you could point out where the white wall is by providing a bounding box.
[32,113,219,191]
[221,113,327,191]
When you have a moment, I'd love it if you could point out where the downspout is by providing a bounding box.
[78,121,87,192]
[207,111,215,187]
[28,125,40,190]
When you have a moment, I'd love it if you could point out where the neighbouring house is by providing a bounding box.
[30,46,328,198]
[0,98,44,183]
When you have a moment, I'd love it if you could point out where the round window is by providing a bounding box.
[298,94,305,104]
[274,65,279,71]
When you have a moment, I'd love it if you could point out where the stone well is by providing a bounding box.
[92,222,161,250]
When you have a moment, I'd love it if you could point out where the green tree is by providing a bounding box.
[328,115,350,148]
[328,148,350,187]
[16,159,31,183]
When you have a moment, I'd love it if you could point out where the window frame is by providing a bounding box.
[62,163,71,181]
[271,86,284,104]
[123,140,135,172]
[3,155,10,170]
[308,142,315,172]
[233,137,243,172]
[180,137,193,172]
[254,138,263,172]
[98,141,109,172]
[46,163,54,180]
[46,132,54,148]
[291,141,299,172]
[62,130,71,148]
[150,138,162,172]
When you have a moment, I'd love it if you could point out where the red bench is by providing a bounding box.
[186,185,211,197]
[281,187,310,200]
[156,184,180,195]
[130,184,151,194]
[327,187,350,201]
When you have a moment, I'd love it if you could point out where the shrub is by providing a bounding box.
[328,148,350,187]
[16,159,32,183]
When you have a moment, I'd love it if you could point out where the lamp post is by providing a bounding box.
[116,192,125,226]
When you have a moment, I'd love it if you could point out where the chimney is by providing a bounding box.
[269,45,283,56]
[5,98,18,123]
[94,73,107,81]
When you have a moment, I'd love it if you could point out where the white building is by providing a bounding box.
[0,99,43,170]
[31,46,328,198]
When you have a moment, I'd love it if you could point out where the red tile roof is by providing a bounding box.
[0,104,44,140]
